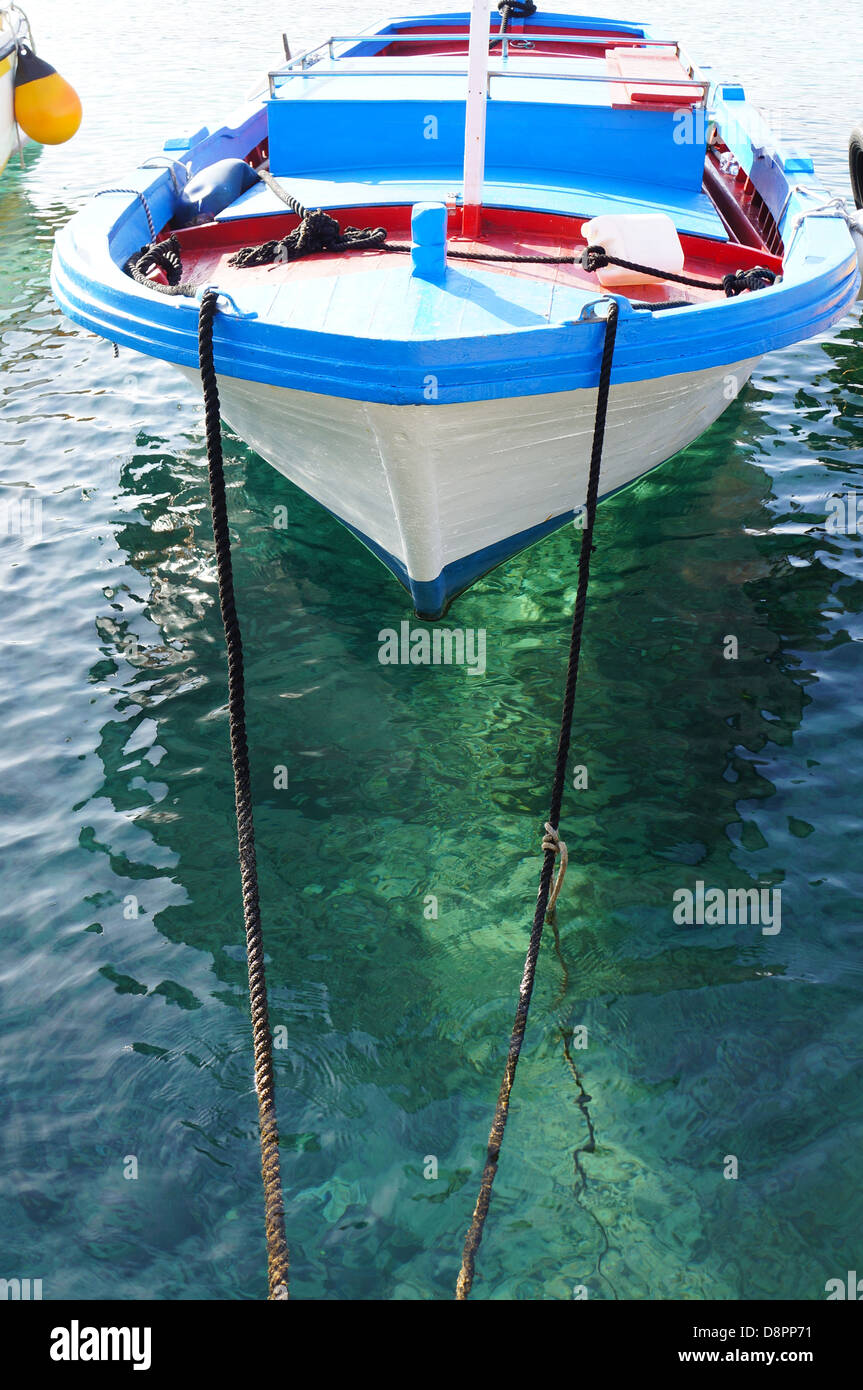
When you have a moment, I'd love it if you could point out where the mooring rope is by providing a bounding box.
[95,187,156,242]
[118,203,773,1299]
[392,244,776,297]
[454,297,619,1301]
[197,290,290,1300]
[491,0,538,47]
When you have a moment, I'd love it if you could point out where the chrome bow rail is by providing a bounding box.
[267,32,707,103]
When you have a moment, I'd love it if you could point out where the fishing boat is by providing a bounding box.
[51,5,860,618]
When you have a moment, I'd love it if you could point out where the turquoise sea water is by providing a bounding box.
[1,0,862,1300]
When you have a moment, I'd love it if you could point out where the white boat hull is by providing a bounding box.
[178,354,759,614]
[0,46,15,177]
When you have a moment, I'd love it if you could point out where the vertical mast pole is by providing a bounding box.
[462,0,491,239]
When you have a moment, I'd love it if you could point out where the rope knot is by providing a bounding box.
[294,207,343,256]
[541,822,569,920]
[722,264,777,297]
[498,0,537,16]
[580,244,609,274]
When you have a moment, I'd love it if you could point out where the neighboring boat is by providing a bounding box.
[851,125,863,209]
[0,4,81,178]
[0,5,26,175]
[51,5,860,617]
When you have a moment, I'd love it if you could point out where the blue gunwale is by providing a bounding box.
[52,217,857,407]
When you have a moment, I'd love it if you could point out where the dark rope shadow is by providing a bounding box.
[552,914,618,1300]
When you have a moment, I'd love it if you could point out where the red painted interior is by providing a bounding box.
[163,205,783,306]
[376,23,661,61]
[606,46,698,109]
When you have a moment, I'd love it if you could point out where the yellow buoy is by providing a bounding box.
[13,44,81,145]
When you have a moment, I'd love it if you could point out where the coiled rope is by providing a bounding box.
[455,297,619,1301]
[198,290,290,1300]
[227,168,388,268]
[126,233,197,295]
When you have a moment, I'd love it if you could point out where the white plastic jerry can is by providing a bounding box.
[582,212,686,287]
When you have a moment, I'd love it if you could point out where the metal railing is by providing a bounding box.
[273,31,680,67]
[268,68,708,102]
[267,34,707,103]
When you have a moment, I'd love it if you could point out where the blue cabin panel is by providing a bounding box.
[267,96,708,192]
